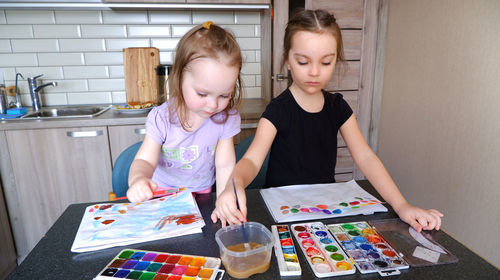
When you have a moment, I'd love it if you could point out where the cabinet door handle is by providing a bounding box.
[241,123,258,129]
[66,130,103,138]
[134,128,146,135]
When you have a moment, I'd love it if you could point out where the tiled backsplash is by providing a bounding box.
[0,9,262,106]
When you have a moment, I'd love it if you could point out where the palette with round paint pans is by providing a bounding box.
[327,221,409,275]
[95,249,223,280]
[291,222,355,277]
[271,225,302,276]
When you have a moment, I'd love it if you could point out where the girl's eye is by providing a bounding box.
[197,92,207,97]
[322,62,332,66]
[298,61,308,65]
[219,95,230,99]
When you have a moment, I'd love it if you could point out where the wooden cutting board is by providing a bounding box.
[123,47,160,106]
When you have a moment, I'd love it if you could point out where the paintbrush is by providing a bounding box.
[232,178,251,251]
[115,187,185,201]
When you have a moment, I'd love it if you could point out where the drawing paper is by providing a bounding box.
[260,180,387,223]
[71,191,205,253]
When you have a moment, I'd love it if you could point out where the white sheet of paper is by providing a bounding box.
[413,246,441,263]
[260,180,387,223]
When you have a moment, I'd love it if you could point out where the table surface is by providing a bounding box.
[7,181,499,280]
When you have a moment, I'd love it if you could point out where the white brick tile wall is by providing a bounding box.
[59,39,105,52]
[241,51,256,63]
[11,39,59,53]
[241,75,255,87]
[6,10,55,24]
[0,53,37,67]
[171,25,194,37]
[63,66,109,79]
[38,53,85,66]
[236,37,260,50]
[244,87,261,99]
[45,79,88,93]
[108,65,124,78]
[0,67,16,80]
[222,25,255,37]
[0,9,263,106]
[81,25,127,38]
[106,39,150,51]
[34,25,81,38]
[68,91,112,105]
[234,12,260,24]
[0,39,11,52]
[150,11,191,24]
[55,11,102,24]
[193,11,233,24]
[159,52,174,64]
[84,52,123,65]
[0,25,33,39]
[88,78,125,91]
[103,11,148,24]
[112,91,126,103]
[152,38,179,51]
[16,67,64,79]
[0,11,6,24]
[41,93,68,106]
[128,25,170,38]
[241,62,261,75]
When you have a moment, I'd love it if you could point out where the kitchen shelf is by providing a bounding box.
[0,1,270,10]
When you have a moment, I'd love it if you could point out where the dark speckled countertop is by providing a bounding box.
[6,181,499,280]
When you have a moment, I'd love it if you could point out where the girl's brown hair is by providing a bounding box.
[168,22,243,129]
[282,9,346,75]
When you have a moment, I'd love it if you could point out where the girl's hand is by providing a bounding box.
[395,203,443,232]
[211,185,247,227]
[126,177,159,203]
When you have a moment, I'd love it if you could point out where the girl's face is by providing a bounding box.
[286,31,337,96]
[182,57,238,120]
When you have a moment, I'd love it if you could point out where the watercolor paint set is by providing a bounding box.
[327,221,409,276]
[95,249,223,280]
[290,222,355,278]
[271,225,302,276]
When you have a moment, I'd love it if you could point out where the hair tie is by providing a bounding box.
[202,21,214,30]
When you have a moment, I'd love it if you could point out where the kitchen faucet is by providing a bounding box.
[28,74,57,111]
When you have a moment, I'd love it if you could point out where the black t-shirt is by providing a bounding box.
[261,89,353,187]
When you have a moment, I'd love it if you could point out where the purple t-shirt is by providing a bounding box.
[146,102,241,192]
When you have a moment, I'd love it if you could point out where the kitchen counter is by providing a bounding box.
[0,98,268,130]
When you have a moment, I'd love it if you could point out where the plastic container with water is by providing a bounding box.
[215,222,274,279]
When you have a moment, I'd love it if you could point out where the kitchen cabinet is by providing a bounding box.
[2,127,112,262]
[108,124,146,166]
[0,180,16,278]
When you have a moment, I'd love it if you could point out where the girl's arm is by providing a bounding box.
[340,115,443,232]
[212,118,277,226]
[127,136,162,203]
[214,137,236,198]
[210,137,236,225]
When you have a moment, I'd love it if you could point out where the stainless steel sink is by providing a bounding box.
[20,105,112,119]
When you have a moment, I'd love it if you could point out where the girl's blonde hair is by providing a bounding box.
[168,22,243,128]
[283,9,346,78]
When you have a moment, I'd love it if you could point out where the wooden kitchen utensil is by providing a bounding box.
[123,47,160,106]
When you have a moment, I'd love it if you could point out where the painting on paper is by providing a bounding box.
[260,180,387,223]
[71,190,205,252]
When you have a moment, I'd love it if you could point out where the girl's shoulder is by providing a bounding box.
[323,90,348,105]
